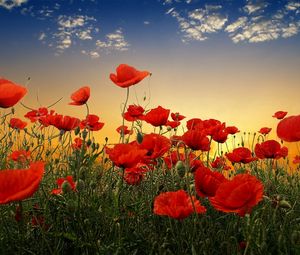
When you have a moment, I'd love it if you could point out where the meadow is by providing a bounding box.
[0,64,300,255]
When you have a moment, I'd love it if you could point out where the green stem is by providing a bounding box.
[121,88,130,143]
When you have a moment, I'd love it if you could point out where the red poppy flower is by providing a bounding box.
[144,106,170,127]
[69,86,90,106]
[165,120,181,129]
[255,140,288,159]
[0,78,27,108]
[186,118,204,130]
[182,129,210,151]
[225,147,257,164]
[124,166,146,185]
[259,127,272,135]
[9,118,27,130]
[116,125,133,135]
[9,150,31,162]
[273,111,287,120]
[194,166,227,198]
[71,138,87,150]
[225,126,240,135]
[277,115,300,142]
[24,107,50,123]
[110,64,150,88]
[80,114,104,131]
[209,174,264,217]
[212,126,228,143]
[293,155,300,164]
[211,156,231,170]
[124,104,145,121]
[163,151,202,170]
[47,114,80,131]
[139,133,171,160]
[0,162,44,204]
[171,112,185,121]
[153,190,206,220]
[106,143,147,168]
[51,176,77,195]
[202,119,222,136]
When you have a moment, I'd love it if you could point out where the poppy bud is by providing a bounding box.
[82,130,88,140]
[137,132,143,144]
[74,126,80,135]
[278,200,292,209]
[62,181,72,193]
[11,107,15,114]
[176,160,186,178]
[95,143,100,150]
[86,139,92,147]
[91,143,96,151]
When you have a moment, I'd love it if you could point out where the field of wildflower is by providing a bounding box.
[0,64,300,255]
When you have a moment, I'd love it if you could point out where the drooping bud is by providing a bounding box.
[176,160,186,178]
[74,126,80,135]
[278,200,292,209]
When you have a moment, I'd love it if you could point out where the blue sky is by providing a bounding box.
[1,0,300,58]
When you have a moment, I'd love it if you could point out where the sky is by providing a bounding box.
[1,0,300,149]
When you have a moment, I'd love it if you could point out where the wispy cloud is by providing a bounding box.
[95,29,130,52]
[243,2,269,15]
[164,0,300,44]
[81,50,100,59]
[167,5,227,42]
[43,15,98,54]
[0,0,28,10]
[226,1,300,43]
[285,1,300,11]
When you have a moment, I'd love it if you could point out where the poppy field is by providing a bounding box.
[0,64,300,255]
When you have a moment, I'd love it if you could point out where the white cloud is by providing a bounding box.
[144,21,150,25]
[168,6,227,42]
[49,15,97,53]
[81,50,100,59]
[38,32,46,41]
[95,29,130,51]
[225,17,248,33]
[243,2,269,15]
[77,30,92,40]
[225,1,300,43]
[286,2,300,11]
[0,0,27,10]
[227,15,300,43]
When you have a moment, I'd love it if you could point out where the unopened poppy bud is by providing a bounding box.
[176,160,186,178]
[82,130,88,140]
[137,132,143,144]
[86,139,92,147]
[278,200,291,209]
[95,143,100,150]
[62,181,72,193]
[91,143,96,151]
[11,107,15,114]
[167,126,172,131]
[74,126,80,135]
